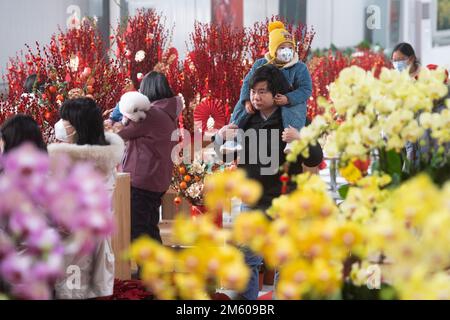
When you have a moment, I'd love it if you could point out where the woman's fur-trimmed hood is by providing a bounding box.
[47,132,125,176]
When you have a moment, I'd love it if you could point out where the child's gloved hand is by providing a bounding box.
[282,126,300,143]
[245,101,256,114]
[274,94,289,106]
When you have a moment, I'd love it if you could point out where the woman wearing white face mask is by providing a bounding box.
[48,98,125,300]
[230,21,312,154]
[54,118,77,143]
[391,42,421,78]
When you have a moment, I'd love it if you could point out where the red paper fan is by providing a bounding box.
[193,97,227,133]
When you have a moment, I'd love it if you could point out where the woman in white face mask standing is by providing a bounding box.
[391,42,421,78]
[48,98,125,300]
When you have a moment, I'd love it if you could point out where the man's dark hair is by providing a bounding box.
[249,64,292,96]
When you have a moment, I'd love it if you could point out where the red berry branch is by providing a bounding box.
[113,9,170,88]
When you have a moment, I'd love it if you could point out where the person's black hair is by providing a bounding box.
[249,64,292,96]
[0,114,47,153]
[392,43,420,70]
[23,74,45,94]
[60,98,108,146]
[139,71,175,102]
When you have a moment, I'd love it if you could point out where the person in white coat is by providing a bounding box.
[48,97,125,299]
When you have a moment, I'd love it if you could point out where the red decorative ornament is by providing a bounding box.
[193,97,227,133]
[318,160,327,171]
[48,86,57,94]
[180,181,187,190]
[44,111,53,122]
[280,174,290,183]
[174,196,182,206]
[352,158,371,174]
[280,163,290,195]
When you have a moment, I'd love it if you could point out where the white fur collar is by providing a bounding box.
[47,132,125,175]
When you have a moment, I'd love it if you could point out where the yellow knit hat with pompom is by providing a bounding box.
[268,21,296,60]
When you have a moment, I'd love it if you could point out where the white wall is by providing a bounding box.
[307,0,366,49]
[0,0,103,87]
[0,0,81,82]
[425,45,450,68]
[243,0,279,27]
[2,0,448,89]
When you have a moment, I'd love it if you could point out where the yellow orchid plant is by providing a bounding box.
[127,66,450,300]
[287,66,449,185]
[129,168,450,300]
[128,169,262,300]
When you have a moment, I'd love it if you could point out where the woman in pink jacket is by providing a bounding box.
[118,72,183,244]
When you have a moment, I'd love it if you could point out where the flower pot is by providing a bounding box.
[190,204,223,228]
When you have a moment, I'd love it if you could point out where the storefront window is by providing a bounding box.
[433,0,450,46]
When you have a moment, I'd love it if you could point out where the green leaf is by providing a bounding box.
[386,150,402,176]
[338,184,351,199]
[379,285,397,300]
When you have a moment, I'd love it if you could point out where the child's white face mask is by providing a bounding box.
[277,48,294,63]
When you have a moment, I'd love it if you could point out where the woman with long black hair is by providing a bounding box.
[48,97,125,299]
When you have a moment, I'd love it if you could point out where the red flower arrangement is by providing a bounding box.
[97,279,153,300]
[1,19,127,141]
[180,22,249,134]
[179,17,316,134]
[111,9,185,134]
[307,51,348,119]
[350,48,392,78]
[113,9,170,89]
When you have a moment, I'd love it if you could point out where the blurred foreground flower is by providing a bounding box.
[0,144,113,299]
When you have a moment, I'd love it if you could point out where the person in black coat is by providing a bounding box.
[214,65,323,299]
